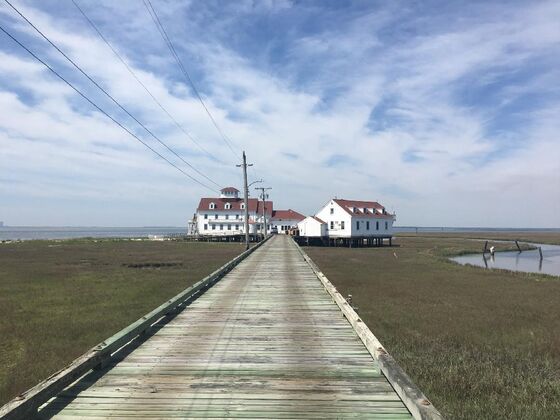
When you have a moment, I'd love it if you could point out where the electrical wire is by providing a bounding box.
[142,0,239,158]
[3,0,222,189]
[70,0,218,164]
[0,23,219,193]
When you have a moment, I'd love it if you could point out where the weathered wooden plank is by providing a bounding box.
[296,239,443,420]
[2,234,432,419]
[0,237,271,420]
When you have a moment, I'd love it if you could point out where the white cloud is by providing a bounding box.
[0,0,558,227]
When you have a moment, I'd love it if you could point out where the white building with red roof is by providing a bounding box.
[269,209,305,234]
[193,187,304,236]
[312,198,396,238]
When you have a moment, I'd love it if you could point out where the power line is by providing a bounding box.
[0,23,218,193]
[70,0,218,164]
[142,0,239,158]
[3,0,222,190]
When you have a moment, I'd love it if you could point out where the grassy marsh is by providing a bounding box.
[305,233,560,419]
[0,239,244,405]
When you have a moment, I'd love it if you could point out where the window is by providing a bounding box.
[212,224,216,230]
[236,214,239,219]
[240,203,245,209]
[366,221,370,230]
[341,221,345,229]
[225,214,229,220]
[204,224,208,230]
[235,224,239,230]
[363,208,367,213]
[330,221,334,229]
[330,208,334,214]
[385,221,388,230]
[227,225,231,230]
[225,203,231,209]
[356,221,360,230]
[376,221,379,230]
[204,214,208,219]
[220,224,223,230]
[209,202,215,209]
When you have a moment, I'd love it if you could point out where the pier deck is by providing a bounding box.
[38,235,415,419]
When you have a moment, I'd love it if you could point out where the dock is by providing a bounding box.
[2,235,440,419]
[293,235,393,248]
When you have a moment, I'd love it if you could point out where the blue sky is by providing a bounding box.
[0,0,559,227]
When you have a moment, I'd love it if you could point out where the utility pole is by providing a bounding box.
[255,186,272,238]
[236,151,253,250]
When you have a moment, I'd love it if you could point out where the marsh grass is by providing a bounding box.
[399,231,560,245]
[305,234,560,419]
[0,239,244,405]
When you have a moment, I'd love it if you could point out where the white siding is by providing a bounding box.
[196,210,260,235]
[315,200,351,238]
[270,219,301,234]
[314,200,395,238]
[297,217,326,237]
[349,216,394,237]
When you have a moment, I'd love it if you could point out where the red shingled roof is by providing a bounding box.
[271,209,305,221]
[333,199,393,219]
[312,216,326,224]
[197,198,273,216]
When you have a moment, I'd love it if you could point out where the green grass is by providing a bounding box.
[0,239,244,405]
[305,234,560,420]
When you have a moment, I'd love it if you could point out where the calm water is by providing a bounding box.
[452,243,560,277]
[0,226,186,241]
[394,226,560,233]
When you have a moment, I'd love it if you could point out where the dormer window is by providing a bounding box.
[363,208,367,213]
[209,202,216,210]
[225,203,231,210]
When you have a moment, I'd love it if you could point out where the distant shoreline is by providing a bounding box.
[1,225,559,241]
[0,226,187,241]
[394,226,560,232]
[1,225,558,230]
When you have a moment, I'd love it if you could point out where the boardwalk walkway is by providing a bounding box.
[39,235,413,419]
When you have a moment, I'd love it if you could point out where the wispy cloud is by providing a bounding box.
[0,0,558,227]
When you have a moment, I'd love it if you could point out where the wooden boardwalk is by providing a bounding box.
[37,235,419,419]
